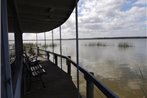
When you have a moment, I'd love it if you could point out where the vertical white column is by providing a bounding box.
[75,0,80,98]
[44,32,47,51]
[59,26,62,69]
[1,0,13,97]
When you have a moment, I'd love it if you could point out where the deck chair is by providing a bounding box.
[23,53,46,90]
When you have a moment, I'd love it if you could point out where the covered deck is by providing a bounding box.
[24,60,78,98]
[2,0,119,98]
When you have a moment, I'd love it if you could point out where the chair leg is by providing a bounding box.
[39,75,45,88]
[28,75,32,91]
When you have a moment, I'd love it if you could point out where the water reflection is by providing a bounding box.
[55,39,147,98]
[21,39,147,98]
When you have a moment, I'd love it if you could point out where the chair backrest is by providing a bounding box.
[23,53,31,71]
[23,52,39,68]
[23,52,32,63]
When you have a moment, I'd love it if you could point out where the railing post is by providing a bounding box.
[85,72,94,98]
[66,56,71,76]
[37,47,39,56]
[46,52,50,60]
[54,54,58,66]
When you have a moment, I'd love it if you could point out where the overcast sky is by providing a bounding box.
[9,0,147,40]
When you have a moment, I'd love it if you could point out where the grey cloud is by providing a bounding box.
[9,0,147,40]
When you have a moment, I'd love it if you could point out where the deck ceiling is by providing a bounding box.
[8,0,76,33]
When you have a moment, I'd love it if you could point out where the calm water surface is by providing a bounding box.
[24,39,147,98]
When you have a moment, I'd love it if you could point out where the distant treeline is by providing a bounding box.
[9,36,147,41]
[59,36,147,40]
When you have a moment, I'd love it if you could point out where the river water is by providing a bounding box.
[23,38,147,98]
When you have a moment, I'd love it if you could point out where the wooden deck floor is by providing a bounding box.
[24,60,78,98]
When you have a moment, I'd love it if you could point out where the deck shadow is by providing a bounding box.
[24,60,78,98]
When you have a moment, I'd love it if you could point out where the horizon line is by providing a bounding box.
[9,36,147,41]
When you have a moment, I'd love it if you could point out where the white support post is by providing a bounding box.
[52,30,54,53]
[36,33,38,48]
[52,30,54,62]
[1,0,14,98]
[44,32,47,51]
[75,0,80,98]
[59,26,62,69]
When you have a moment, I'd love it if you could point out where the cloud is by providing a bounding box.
[8,0,147,40]
[83,0,145,35]
[134,0,147,5]
[60,0,146,38]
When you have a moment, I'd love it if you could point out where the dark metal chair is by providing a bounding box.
[23,52,46,90]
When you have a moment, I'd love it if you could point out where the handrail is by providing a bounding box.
[37,48,119,98]
[10,47,119,97]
